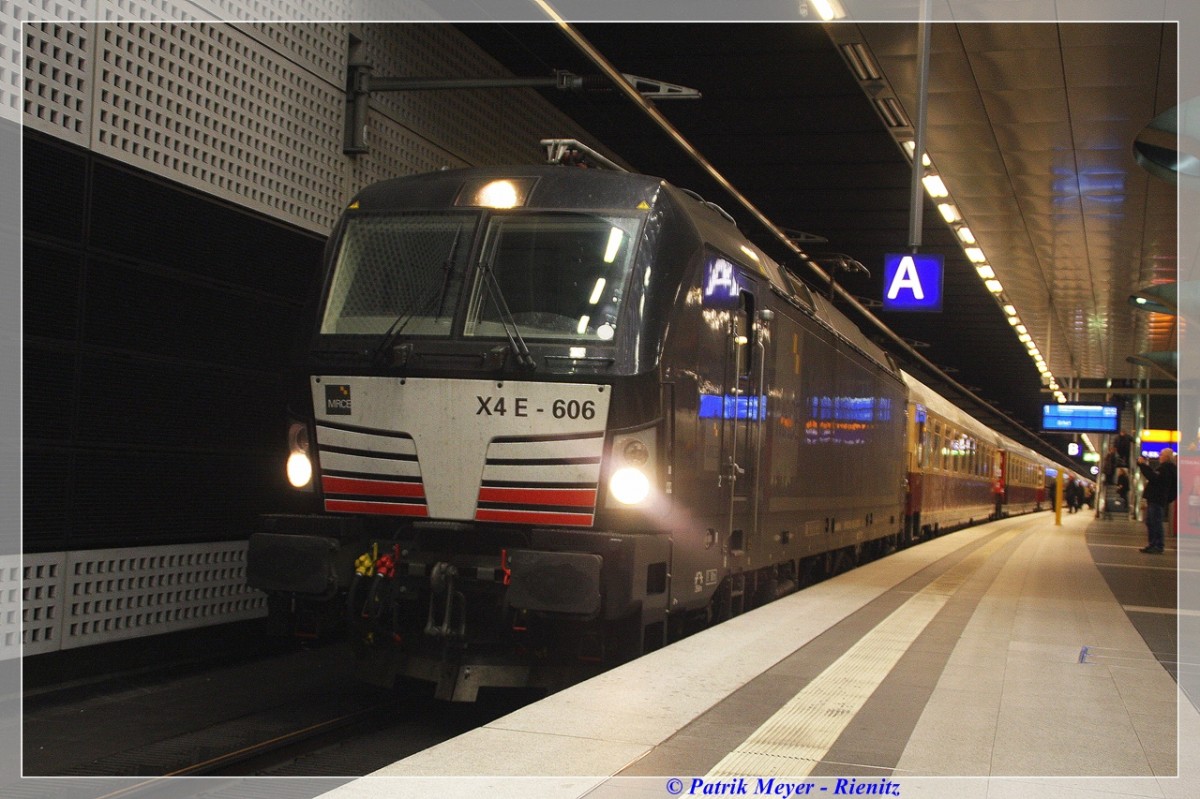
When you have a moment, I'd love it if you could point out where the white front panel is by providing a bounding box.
[312,377,611,523]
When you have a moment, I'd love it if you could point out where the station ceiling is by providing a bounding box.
[455,21,1178,460]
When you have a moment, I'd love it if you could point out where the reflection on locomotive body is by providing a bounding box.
[248,158,1066,701]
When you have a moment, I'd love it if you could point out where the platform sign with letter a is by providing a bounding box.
[882,253,944,312]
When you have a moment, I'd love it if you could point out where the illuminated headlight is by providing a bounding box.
[607,429,657,507]
[286,421,313,489]
[287,451,313,488]
[455,177,534,208]
[610,467,650,505]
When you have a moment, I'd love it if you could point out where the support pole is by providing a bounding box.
[907,2,932,250]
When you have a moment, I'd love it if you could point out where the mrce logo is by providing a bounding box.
[325,384,352,415]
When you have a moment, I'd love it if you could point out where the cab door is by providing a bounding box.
[721,283,769,554]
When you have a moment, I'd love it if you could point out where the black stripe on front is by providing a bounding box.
[320,444,418,461]
[323,469,423,483]
[490,430,605,444]
[485,456,601,466]
[316,421,415,440]
[477,501,594,515]
[481,479,597,489]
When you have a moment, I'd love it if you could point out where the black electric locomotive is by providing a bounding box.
[248,144,916,700]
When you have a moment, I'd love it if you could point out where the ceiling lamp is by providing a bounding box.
[921,174,949,198]
[938,203,962,223]
[1128,283,1177,315]
[809,0,847,20]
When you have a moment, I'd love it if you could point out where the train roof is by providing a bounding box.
[349,164,665,212]
[348,163,900,379]
[902,371,998,442]
[903,370,1073,472]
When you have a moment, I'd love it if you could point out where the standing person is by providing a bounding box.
[1102,445,1119,484]
[1115,430,1133,468]
[1137,449,1177,553]
[1115,467,1130,508]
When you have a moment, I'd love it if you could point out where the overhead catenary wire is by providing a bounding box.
[530,1,1067,464]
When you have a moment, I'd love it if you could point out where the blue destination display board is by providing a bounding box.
[1041,403,1120,433]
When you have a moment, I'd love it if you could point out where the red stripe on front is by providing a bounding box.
[475,508,594,527]
[477,486,597,508]
[325,499,428,517]
[323,475,425,498]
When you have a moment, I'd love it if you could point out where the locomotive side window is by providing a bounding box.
[736,290,754,378]
[465,211,642,341]
[321,213,476,336]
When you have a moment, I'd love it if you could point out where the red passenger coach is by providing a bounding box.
[999,448,1046,514]
[902,373,1047,540]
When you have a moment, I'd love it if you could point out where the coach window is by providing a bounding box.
[932,422,943,472]
[939,426,947,472]
[915,417,928,469]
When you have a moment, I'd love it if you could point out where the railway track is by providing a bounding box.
[25,635,539,778]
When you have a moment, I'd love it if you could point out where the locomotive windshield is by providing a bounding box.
[465,212,641,341]
[320,212,475,336]
[320,209,643,344]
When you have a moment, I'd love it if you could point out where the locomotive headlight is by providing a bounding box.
[286,421,313,490]
[622,439,650,466]
[610,467,651,505]
[455,177,534,208]
[607,429,657,507]
[287,451,313,489]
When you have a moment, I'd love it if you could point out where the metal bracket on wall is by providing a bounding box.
[343,63,700,154]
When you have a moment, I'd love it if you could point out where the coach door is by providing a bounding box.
[721,283,771,554]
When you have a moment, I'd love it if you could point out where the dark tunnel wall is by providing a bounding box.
[22,131,325,553]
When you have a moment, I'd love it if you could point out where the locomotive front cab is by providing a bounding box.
[248,166,683,699]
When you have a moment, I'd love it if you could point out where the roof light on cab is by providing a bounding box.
[456,177,535,209]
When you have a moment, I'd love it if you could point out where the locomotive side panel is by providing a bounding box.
[659,246,771,615]
[757,315,906,561]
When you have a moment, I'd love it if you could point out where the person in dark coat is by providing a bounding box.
[1102,445,1119,484]
[1137,449,1177,553]
[1066,479,1082,513]
[1115,430,1133,467]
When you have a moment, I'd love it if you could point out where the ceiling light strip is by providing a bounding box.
[908,147,1063,402]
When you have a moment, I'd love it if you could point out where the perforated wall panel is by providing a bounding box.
[19,552,64,657]
[22,542,265,655]
[23,20,605,233]
[22,20,91,144]
[89,22,347,230]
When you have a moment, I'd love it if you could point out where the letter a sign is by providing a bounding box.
[882,253,944,312]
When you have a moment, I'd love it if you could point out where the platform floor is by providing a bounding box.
[315,511,1198,799]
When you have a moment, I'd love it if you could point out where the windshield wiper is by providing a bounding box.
[478,262,537,371]
[370,227,462,366]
